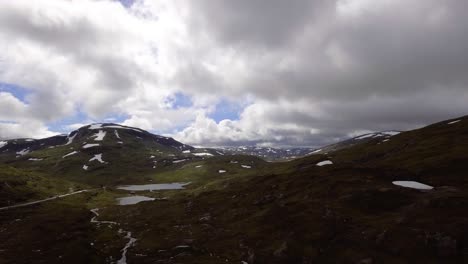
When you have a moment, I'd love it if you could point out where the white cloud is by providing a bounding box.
[0,0,468,146]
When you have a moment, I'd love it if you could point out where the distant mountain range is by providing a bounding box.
[0,123,403,163]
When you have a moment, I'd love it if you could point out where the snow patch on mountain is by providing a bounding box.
[93,130,107,141]
[83,165,89,170]
[83,144,100,149]
[308,149,322,155]
[89,154,105,164]
[66,133,77,145]
[0,141,7,149]
[88,124,103,130]
[193,153,213,156]
[355,133,377,140]
[16,148,30,156]
[448,120,461,125]
[114,130,121,139]
[63,151,79,158]
[392,181,433,190]
[317,160,333,166]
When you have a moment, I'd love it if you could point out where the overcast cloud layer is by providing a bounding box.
[0,0,467,147]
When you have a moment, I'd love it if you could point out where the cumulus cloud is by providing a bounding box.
[0,0,467,146]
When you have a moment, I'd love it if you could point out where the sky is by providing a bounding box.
[0,0,467,147]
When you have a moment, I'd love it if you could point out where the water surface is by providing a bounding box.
[117,182,190,191]
[117,196,155,205]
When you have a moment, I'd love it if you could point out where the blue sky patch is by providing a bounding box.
[0,82,30,102]
[209,99,244,122]
[170,92,193,109]
[118,0,135,8]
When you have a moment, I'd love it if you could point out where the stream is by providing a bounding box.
[90,208,136,264]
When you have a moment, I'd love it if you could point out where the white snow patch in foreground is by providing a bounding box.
[218,170,226,173]
[316,160,333,166]
[241,165,251,169]
[63,151,78,158]
[28,158,43,161]
[182,150,191,153]
[382,139,390,142]
[89,154,105,164]
[195,165,203,168]
[172,159,188,164]
[83,165,89,170]
[93,130,107,141]
[0,141,7,149]
[448,120,461,125]
[193,152,213,156]
[230,160,238,164]
[392,181,433,190]
[65,133,77,145]
[83,144,100,149]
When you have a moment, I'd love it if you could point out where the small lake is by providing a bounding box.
[117,196,155,205]
[117,182,191,191]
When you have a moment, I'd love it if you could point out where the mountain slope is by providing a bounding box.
[0,123,214,185]
[104,115,468,263]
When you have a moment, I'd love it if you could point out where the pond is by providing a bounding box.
[117,182,191,191]
[117,196,156,205]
